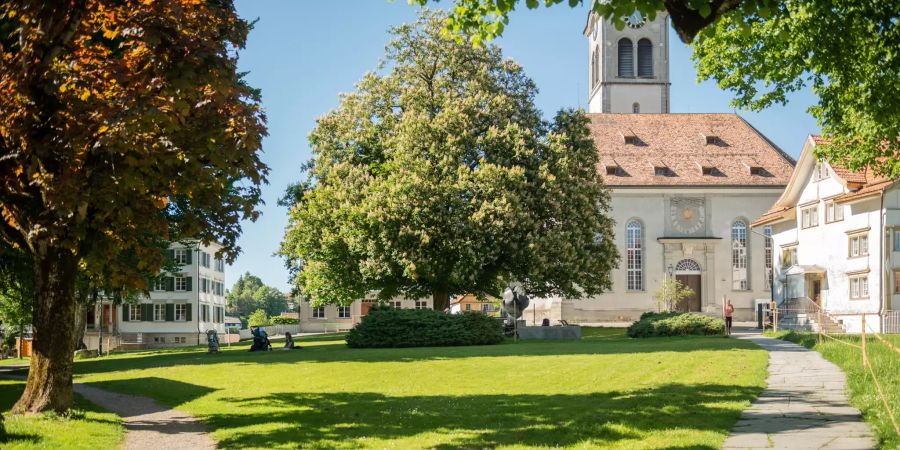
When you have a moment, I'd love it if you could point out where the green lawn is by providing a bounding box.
[768,331,900,449]
[66,328,766,449]
[0,379,124,449]
[0,357,29,366]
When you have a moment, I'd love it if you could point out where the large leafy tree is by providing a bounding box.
[416,0,900,177]
[226,273,288,318]
[280,11,617,312]
[0,1,267,413]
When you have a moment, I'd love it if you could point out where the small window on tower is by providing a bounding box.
[632,103,640,113]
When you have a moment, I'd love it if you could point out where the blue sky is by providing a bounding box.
[229,1,819,292]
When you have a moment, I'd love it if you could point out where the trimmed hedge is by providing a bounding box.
[346,306,504,348]
[627,311,725,338]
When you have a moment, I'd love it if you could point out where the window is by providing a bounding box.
[174,276,187,291]
[338,306,350,318]
[390,301,402,308]
[591,47,600,88]
[732,220,749,290]
[465,304,472,311]
[214,258,224,272]
[201,304,210,322]
[849,275,869,299]
[312,306,325,319]
[749,167,765,176]
[814,162,829,180]
[626,220,643,290]
[617,38,633,77]
[129,305,142,321]
[153,278,165,292]
[895,230,900,251]
[801,205,818,228]
[654,166,671,176]
[624,135,640,145]
[849,233,868,258]
[200,251,211,268]
[605,165,621,176]
[632,103,640,113]
[637,38,653,77]
[764,226,773,290]
[481,303,491,313]
[894,270,900,294]
[701,166,717,176]
[825,200,844,223]
[175,303,187,321]
[174,248,188,265]
[782,246,798,267]
[415,301,427,310]
[153,304,166,321]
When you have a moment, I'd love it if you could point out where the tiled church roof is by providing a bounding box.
[587,113,796,186]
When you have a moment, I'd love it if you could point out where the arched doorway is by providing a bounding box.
[674,259,702,312]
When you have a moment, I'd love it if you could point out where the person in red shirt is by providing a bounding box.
[724,299,735,336]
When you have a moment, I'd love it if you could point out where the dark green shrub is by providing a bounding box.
[346,306,504,348]
[627,312,724,338]
[270,315,299,325]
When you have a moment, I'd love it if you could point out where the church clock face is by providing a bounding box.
[624,10,646,29]
[670,198,705,234]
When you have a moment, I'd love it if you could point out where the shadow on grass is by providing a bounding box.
[74,331,755,377]
[205,383,758,449]
[79,377,217,416]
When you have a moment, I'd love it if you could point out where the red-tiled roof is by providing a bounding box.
[589,114,795,186]
[833,179,896,203]
[750,206,795,227]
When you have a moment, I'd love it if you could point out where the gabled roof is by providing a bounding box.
[752,135,897,227]
[589,113,795,186]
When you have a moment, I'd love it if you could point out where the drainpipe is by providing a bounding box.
[881,192,887,332]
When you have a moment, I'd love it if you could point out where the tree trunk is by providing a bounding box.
[72,302,87,350]
[12,244,77,414]
[432,291,450,312]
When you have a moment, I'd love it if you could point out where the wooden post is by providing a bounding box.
[861,314,868,368]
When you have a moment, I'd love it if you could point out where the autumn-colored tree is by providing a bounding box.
[280,11,617,312]
[415,0,900,178]
[0,1,267,413]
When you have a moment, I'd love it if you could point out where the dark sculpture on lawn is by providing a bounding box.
[501,283,530,335]
[206,329,220,354]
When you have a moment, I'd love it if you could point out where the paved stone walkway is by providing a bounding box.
[0,366,215,450]
[723,329,876,450]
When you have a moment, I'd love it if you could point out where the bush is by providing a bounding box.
[627,312,724,338]
[270,315,299,325]
[247,309,269,327]
[346,306,504,348]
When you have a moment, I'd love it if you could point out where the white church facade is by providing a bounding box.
[527,11,796,323]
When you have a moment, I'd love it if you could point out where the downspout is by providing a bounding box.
[881,192,887,332]
[197,245,202,346]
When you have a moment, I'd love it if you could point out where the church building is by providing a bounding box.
[529,11,796,323]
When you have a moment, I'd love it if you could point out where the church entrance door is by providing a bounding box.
[675,274,702,312]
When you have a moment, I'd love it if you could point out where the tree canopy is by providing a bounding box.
[280,11,618,311]
[226,273,289,318]
[415,0,900,178]
[0,0,267,413]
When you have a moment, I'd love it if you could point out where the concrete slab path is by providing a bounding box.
[0,366,215,450]
[723,329,876,450]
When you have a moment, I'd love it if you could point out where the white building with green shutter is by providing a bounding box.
[86,241,228,349]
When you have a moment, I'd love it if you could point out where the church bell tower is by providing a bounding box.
[586,10,670,113]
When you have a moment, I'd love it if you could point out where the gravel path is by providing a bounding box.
[0,366,215,450]
[724,329,876,450]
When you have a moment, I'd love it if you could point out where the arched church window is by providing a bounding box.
[626,220,643,290]
[675,259,701,273]
[592,46,600,87]
[617,38,634,77]
[732,219,749,290]
[638,38,653,77]
[632,103,640,113]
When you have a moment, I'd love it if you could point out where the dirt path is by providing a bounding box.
[0,366,215,450]
[724,329,876,449]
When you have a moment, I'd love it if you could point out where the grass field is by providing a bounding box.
[56,328,768,449]
[0,379,124,449]
[768,331,900,449]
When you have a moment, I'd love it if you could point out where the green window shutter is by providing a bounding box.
[168,249,175,263]
[186,277,192,292]
[186,250,193,265]
[143,303,153,321]
[166,277,174,291]
[165,303,174,321]
[186,304,192,321]
[122,304,130,322]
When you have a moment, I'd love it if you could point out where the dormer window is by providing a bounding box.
[750,166,764,176]
[704,134,723,146]
[814,162,829,180]
[702,167,715,176]
[605,165,622,176]
[652,162,672,177]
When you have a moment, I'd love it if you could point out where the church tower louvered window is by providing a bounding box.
[617,38,634,77]
[637,39,653,77]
